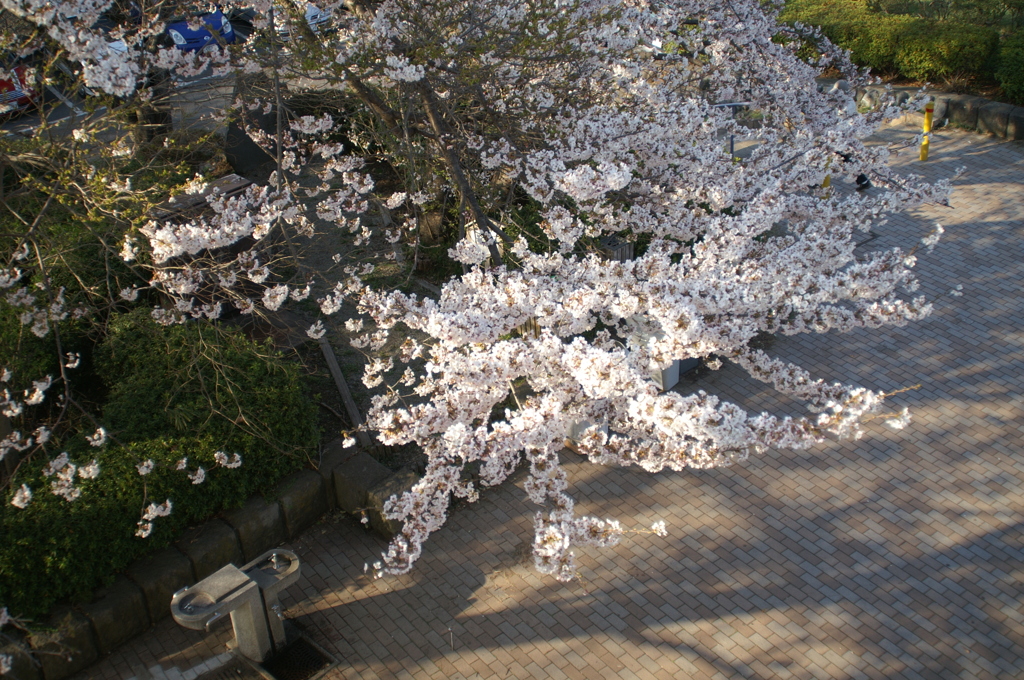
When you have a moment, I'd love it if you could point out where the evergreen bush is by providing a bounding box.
[997,33,1024,103]
[894,21,1000,82]
[0,311,315,619]
[782,0,1006,88]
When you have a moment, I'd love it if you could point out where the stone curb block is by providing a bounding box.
[175,519,243,581]
[29,608,98,680]
[1007,107,1024,140]
[223,495,287,562]
[367,468,421,539]
[977,101,1014,137]
[856,85,881,110]
[850,81,1020,140]
[275,469,328,539]
[931,94,954,124]
[333,451,392,515]
[315,438,358,510]
[0,638,42,680]
[125,547,195,624]
[78,577,150,656]
[947,95,987,129]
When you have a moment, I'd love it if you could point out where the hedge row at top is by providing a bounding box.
[781,0,1024,104]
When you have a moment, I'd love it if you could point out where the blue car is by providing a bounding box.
[166,9,237,52]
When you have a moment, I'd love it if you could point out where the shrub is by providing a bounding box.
[782,0,912,75]
[847,13,916,75]
[0,311,316,618]
[894,21,1000,83]
[97,310,317,452]
[782,0,1003,87]
[997,33,1024,104]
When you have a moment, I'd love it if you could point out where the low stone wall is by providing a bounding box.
[4,438,421,680]
[853,83,1024,140]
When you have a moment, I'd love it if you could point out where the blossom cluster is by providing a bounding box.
[322,0,950,581]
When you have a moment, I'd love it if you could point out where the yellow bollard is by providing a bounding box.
[920,101,934,161]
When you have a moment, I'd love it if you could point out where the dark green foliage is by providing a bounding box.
[997,33,1024,102]
[893,20,999,81]
[0,311,315,619]
[0,307,53,394]
[97,310,316,452]
[783,0,1010,89]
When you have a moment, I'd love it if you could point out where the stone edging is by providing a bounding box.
[853,83,1024,140]
[2,439,421,680]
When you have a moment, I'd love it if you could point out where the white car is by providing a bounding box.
[233,3,333,42]
[275,3,332,40]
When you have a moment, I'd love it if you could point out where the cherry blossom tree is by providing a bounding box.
[0,0,950,594]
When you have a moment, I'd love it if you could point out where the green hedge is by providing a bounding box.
[0,311,316,619]
[998,33,1024,103]
[783,0,1003,85]
[893,21,1000,82]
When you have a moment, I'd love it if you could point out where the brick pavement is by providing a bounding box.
[74,121,1024,680]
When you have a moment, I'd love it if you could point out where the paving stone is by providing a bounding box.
[30,609,98,680]
[366,468,422,538]
[976,101,1014,137]
[1007,107,1024,141]
[314,437,360,509]
[944,95,987,129]
[0,638,42,680]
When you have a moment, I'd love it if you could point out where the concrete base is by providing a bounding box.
[652,359,681,391]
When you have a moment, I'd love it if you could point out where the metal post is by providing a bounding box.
[920,101,934,161]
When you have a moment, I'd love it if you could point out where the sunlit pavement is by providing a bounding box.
[78,119,1024,680]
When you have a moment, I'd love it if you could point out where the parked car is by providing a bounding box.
[231,2,332,43]
[274,3,332,40]
[0,58,38,116]
[166,8,238,52]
